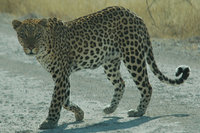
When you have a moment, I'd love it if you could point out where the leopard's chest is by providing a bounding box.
[36,52,57,73]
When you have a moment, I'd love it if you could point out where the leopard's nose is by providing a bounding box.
[29,50,34,54]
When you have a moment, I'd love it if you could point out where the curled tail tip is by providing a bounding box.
[175,65,190,80]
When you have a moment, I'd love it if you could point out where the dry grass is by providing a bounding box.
[0,0,200,38]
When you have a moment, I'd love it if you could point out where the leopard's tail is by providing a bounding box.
[145,36,190,85]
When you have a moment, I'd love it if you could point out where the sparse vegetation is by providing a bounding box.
[0,0,200,38]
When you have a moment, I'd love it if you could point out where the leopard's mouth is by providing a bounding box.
[23,48,39,56]
[26,52,35,56]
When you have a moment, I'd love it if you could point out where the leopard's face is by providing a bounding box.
[12,19,48,56]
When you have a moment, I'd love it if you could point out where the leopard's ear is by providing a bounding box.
[38,19,48,27]
[12,20,22,30]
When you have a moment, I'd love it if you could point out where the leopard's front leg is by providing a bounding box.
[63,101,84,122]
[39,74,70,129]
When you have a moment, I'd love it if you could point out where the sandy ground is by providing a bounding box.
[0,14,200,133]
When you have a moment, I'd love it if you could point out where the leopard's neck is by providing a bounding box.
[35,22,73,74]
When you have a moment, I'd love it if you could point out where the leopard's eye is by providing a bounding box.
[18,31,26,39]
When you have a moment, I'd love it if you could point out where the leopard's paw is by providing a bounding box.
[128,109,145,117]
[39,119,58,129]
[103,106,117,114]
[75,109,84,121]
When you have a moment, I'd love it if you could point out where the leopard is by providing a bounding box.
[12,6,190,129]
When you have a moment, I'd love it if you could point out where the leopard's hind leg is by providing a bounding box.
[123,54,152,117]
[103,58,125,114]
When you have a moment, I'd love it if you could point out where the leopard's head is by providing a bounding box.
[12,19,48,56]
